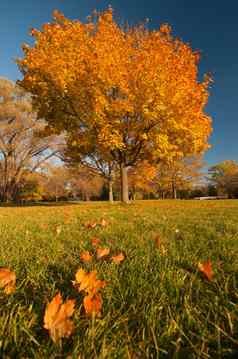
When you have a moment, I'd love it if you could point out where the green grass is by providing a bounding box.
[0,200,238,358]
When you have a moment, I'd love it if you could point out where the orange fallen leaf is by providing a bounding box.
[198,260,213,281]
[83,293,102,317]
[97,247,110,259]
[0,267,16,294]
[111,252,125,264]
[91,237,101,247]
[100,218,108,227]
[154,235,162,248]
[153,235,167,255]
[85,222,97,229]
[80,251,92,263]
[73,268,106,294]
[44,292,75,343]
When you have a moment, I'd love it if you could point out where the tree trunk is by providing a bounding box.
[108,178,113,203]
[120,164,129,203]
[172,181,177,199]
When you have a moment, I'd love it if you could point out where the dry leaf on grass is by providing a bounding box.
[80,251,93,263]
[111,252,125,264]
[83,293,102,317]
[96,247,110,259]
[100,218,108,227]
[198,260,214,281]
[73,268,106,294]
[85,222,97,229]
[153,235,167,255]
[0,267,16,294]
[44,292,75,343]
[91,237,101,247]
[154,235,162,248]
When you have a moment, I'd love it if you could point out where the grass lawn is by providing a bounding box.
[0,200,238,358]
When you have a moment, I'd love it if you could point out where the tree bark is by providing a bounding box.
[108,178,113,203]
[172,181,177,199]
[120,164,129,203]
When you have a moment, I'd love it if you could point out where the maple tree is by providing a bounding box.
[18,7,212,202]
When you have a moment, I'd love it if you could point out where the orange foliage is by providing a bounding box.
[198,260,214,281]
[83,293,103,317]
[73,268,106,295]
[0,267,16,294]
[111,252,125,264]
[18,7,212,203]
[44,293,75,343]
[80,251,93,263]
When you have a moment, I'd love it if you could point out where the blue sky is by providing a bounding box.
[0,0,237,167]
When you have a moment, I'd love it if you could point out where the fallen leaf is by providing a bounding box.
[154,235,162,248]
[111,252,125,264]
[80,251,92,263]
[97,247,110,259]
[100,218,108,227]
[0,267,16,294]
[198,260,213,281]
[55,225,62,236]
[91,237,101,247]
[73,268,106,294]
[83,293,102,317]
[85,222,97,229]
[153,236,167,255]
[44,292,75,343]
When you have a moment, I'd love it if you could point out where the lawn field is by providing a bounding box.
[0,200,238,358]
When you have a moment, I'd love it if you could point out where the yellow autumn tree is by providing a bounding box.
[17,7,212,202]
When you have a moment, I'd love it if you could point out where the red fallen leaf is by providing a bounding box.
[44,293,75,343]
[85,221,97,229]
[0,267,16,294]
[111,252,125,264]
[96,247,110,259]
[83,293,102,317]
[198,260,214,281]
[91,237,101,247]
[80,251,92,263]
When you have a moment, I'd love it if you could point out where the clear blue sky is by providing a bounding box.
[0,0,237,166]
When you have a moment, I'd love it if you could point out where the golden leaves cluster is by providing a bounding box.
[18,7,212,161]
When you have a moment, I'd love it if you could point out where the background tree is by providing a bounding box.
[18,8,212,202]
[0,78,58,202]
[154,156,205,199]
[16,171,45,202]
[63,135,115,202]
[208,160,238,198]
[41,165,70,201]
[67,165,104,201]
[128,161,157,199]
